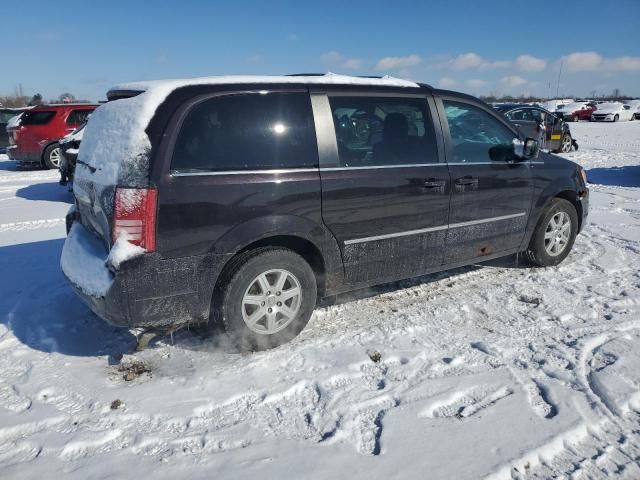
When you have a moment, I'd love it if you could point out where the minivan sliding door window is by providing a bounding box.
[327,96,438,168]
[170,92,319,174]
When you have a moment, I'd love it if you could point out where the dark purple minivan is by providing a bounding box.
[62,74,589,350]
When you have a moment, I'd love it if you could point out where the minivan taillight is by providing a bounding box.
[113,188,157,252]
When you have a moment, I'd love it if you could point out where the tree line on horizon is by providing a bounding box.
[0,85,92,108]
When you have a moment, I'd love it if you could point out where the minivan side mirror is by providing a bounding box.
[512,138,539,160]
[523,138,539,159]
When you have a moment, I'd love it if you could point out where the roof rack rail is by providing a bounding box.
[287,73,387,79]
[286,73,327,77]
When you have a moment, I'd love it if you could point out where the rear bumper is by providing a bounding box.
[6,147,41,163]
[62,218,231,328]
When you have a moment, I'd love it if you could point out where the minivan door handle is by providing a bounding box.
[422,178,446,188]
[455,176,478,186]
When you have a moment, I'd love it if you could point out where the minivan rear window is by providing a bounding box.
[171,92,318,173]
[20,111,56,125]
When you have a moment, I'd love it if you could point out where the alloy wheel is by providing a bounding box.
[49,147,61,168]
[544,211,571,256]
[241,269,302,335]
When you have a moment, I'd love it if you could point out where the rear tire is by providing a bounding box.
[43,144,61,170]
[525,198,578,267]
[213,248,317,351]
[560,133,572,153]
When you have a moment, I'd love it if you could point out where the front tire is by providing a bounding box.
[613,114,619,122]
[214,248,317,351]
[43,144,61,170]
[525,198,578,267]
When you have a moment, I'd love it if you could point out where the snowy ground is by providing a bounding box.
[1,121,639,479]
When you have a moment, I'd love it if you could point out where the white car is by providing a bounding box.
[591,102,635,122]
[624,100,640,120]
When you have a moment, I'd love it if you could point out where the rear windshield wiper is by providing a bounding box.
[77,159,96,173]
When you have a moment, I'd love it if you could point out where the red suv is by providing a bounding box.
[7,104,97,169]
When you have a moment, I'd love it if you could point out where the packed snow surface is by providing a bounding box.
[1,121,640,479]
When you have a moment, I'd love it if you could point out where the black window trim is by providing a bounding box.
[309,90,446,171]
[161,88,319,178]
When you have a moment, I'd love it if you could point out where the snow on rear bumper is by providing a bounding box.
[61,222,125,325]
[62,222,232,328]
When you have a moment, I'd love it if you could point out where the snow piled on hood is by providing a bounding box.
[60,125,85,145]
[556,102,587,112]
[595,102,624,113]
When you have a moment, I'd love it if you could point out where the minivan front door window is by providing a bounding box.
[444,100,516,164]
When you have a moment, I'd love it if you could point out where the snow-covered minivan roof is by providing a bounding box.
[77,74,423,189]
[108,73,421,98]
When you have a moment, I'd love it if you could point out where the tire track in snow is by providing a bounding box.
[0,218,65,233]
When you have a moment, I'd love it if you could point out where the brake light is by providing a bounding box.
[113,188,157,252]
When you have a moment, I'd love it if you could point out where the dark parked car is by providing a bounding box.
[59,124,85,186]
[7,103,97,168]
[62,75,589,350]
[0,108,26,153]
[494,104,577,153]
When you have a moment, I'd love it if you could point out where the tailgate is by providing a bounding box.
[73,169,115,250]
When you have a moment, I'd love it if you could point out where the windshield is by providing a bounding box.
[0,111,17,123]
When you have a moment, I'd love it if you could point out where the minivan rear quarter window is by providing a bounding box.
[171,92,318,173]
[329,96,438,167]
[20,110,56,125]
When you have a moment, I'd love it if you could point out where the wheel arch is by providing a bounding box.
[521,185,584,251]
[210,215,344,300]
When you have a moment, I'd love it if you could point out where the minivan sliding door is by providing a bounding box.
[311,91,451,287]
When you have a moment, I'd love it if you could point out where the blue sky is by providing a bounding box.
[3,0,640,100]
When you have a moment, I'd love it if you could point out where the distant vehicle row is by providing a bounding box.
[554,101,639,122]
